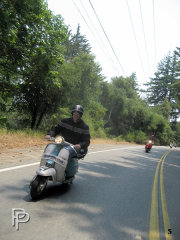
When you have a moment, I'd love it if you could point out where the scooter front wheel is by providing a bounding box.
[30,175,47,200]
[145,148,149,153]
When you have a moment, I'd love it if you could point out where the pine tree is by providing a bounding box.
[63,25,91,61]
[146,51,179,120]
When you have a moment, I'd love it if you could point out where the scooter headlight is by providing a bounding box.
[149,140,152,143]
[55,136,64,144]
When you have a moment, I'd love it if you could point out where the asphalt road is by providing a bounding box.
[0,145,179,240]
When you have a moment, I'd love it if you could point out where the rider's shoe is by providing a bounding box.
[65,176,74,180]
[63,176,74,184]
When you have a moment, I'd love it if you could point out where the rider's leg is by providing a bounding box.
[65,157,79,179]
[65,146,79,179]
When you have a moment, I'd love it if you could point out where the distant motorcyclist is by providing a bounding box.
[170,142,173,148]
[45,105,90,179]
[149,134,155,144]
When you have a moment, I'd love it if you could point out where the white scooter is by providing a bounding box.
[170,142,173,148]
[29,136,85,200]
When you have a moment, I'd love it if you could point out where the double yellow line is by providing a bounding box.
[149,151,173,240]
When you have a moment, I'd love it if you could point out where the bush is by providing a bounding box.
[135,131,147,144]
[112,135,125,142]
[83,115,106,138]
[39,107,70,132]
[0,116,7,127]
[125,132,135,142]
[125,131,147,144]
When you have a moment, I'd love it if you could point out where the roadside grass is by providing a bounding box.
[0,128,136,154]
[0,128,45,153]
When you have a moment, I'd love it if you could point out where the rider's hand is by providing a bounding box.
[74,144,81,150]
[45,135,51,140]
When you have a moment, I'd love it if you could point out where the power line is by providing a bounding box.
[71,0,96,40]
[125,0,146,77]
[72,0,121,75]
[88,0,127,76]
[79,0,111,54]
[139,0,150,72]
[78,0,121,75]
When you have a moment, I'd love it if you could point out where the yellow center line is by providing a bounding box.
[149,154,163,240]
[149,151,173,240]
[160,152,173,240]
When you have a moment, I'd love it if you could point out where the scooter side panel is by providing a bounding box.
[55,148,70,181]
[39,145,72,183]
[40,156,67,182]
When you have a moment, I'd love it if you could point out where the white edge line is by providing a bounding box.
[0,146,137,173]
[88,148,126,154]
[0,162,40,173]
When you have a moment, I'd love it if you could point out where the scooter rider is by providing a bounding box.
[45,105,90,179]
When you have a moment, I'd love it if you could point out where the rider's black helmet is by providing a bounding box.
[72,105,84,116]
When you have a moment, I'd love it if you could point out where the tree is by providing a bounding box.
[0,0,69,128]
[17,12,68,128]
[58,52,103,108]
[0,0,44,97]
[152,98,171,121]
[143,110,173,145]
[63,25,91,61]
[40,26,105,132]
[146,51,179,120]
[172,47,180,115]
[100,74,143,135]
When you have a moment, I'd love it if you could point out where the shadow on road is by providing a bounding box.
[2,146,176,240]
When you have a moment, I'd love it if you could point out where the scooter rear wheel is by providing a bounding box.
[30,176,47,200]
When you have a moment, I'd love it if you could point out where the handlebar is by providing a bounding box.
[48,137,72,146]
[45,136,85,159]
[46,136,79,154]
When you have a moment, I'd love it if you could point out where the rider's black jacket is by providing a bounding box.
[48,117,90,153]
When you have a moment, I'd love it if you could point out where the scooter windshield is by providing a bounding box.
[44,143,63,156]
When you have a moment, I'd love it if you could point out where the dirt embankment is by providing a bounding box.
[0,134,136,167]
[0,134,134,154]
[0,134,45,154]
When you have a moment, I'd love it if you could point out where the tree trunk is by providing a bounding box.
[36,111,45,129]
[31,111,37,129]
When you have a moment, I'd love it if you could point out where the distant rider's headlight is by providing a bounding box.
[55,136,64,144]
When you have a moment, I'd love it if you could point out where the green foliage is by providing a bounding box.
[0,116,7,127]
[0,1,179,145]
[124,131,147,144]
[4,111,31,129]
[63,25,91,61]
[100,75,145,135]
[152,98,171,120]
[39,107,71,132]
[146,50,180,120]
[0,0,69,128]
[58,52,103,108]
[83,101,107,138]
[143,110,174,145]
[170,121,180,145]
[112,135,125,142]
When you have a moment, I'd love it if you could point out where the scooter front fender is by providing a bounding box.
[36,167,56,183]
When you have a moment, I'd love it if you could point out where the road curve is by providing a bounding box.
[0,145,179,240]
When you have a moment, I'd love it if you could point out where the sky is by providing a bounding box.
[47,0,180,88]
